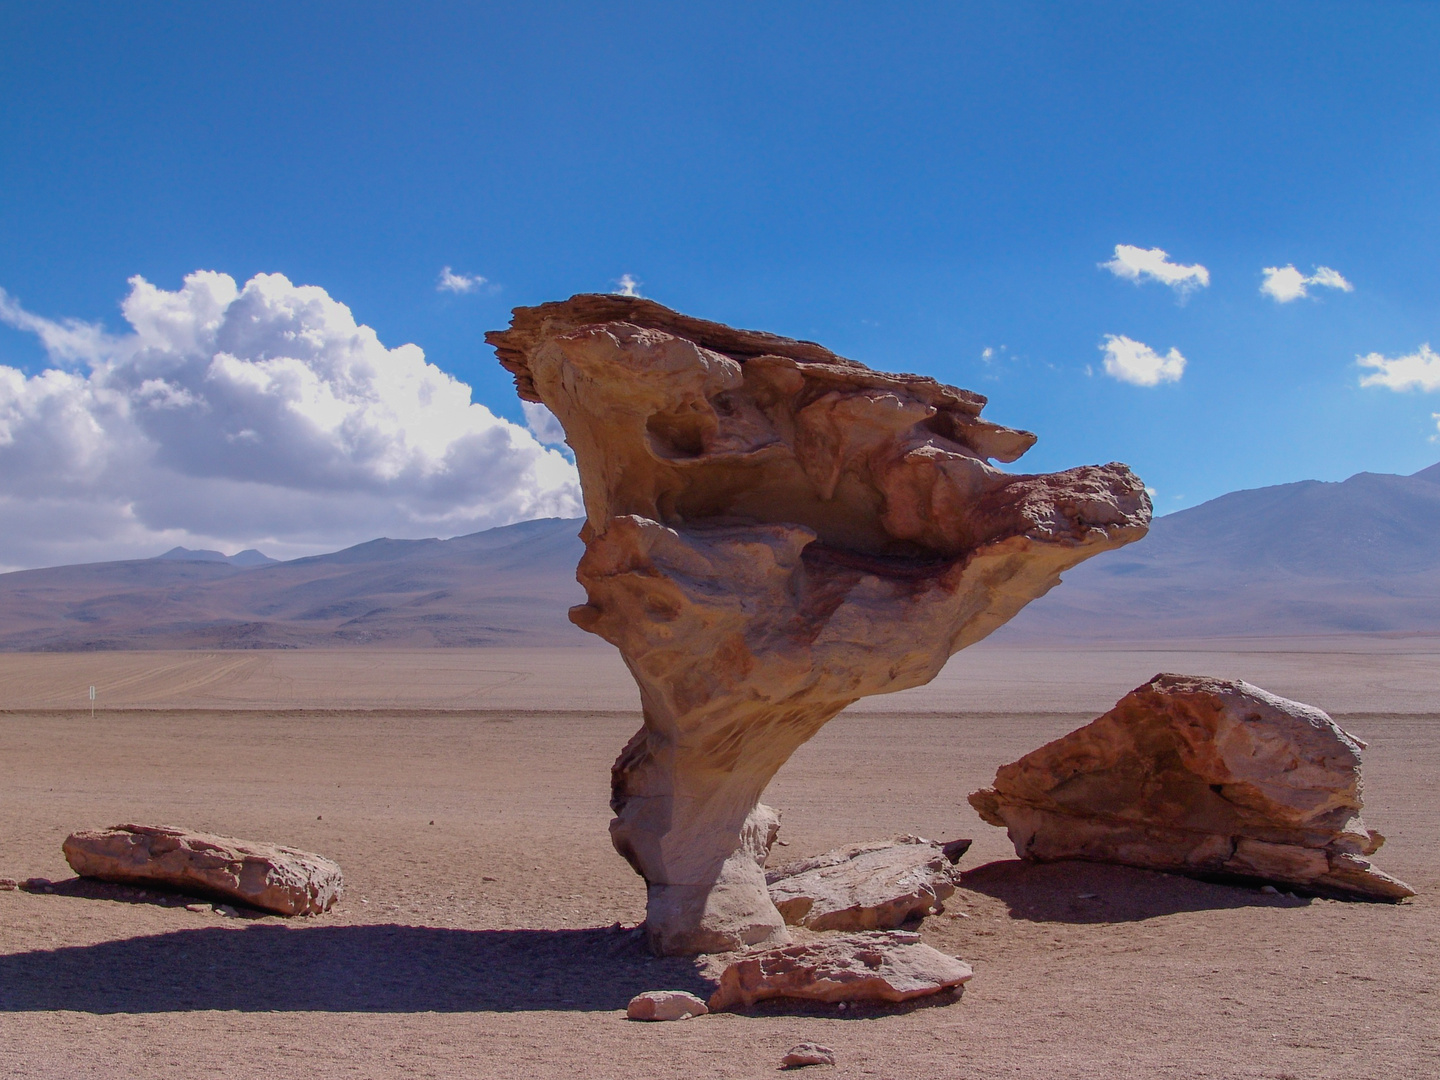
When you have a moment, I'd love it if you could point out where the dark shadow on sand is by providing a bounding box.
[0,920,714,1014]
[959,859,1313,923]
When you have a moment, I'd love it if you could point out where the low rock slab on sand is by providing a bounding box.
[706,930,972,1010]
[63,824,344,916]
[782,1043,836,1068]
[970,674,1415,901]
[626,990,710,1021]
[766,836,967,930]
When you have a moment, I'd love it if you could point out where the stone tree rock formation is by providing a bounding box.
[488,295,1151,954]
[969,674,1415,901]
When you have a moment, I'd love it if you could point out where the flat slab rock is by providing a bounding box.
[626,990,709,1021]
[63,824,344,916]
[706,930,972,1010]
[969,674,1415,901]
[782,1043,836,1067]
[766,836,968,930]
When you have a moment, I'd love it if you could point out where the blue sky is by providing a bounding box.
[2,3,1438,566]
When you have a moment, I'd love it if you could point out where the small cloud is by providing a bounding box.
[1101,245,1210,297]
[0,285,116,363]
[521,400,567,445]
[437,266,486,294]
[981,347,994,362]
[1358,343,1440,392]
[613,274,641,298]
[1260,264,1353,303]
[1432,414,1440,441]
[1100,334,1186,387]
[1144,486,1157,498]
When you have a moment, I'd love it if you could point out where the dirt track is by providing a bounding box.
[1,643,1436,1079]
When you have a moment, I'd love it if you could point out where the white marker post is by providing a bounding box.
[89,685,96,719]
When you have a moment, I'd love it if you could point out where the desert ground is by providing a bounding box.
[2,637,1436,1079]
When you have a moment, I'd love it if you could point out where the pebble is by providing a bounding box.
[1260,885,1280,894]
[186,903,209,913]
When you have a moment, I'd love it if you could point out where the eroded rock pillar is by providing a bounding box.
[487,295,1151,953]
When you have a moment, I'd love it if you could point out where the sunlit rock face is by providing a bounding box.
[969,674,1416,901]
[489,295,1150,955]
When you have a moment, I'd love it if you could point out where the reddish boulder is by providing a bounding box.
[969,674,1414,901]
[63,824,343,915]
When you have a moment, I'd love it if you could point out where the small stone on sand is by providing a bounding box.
[626,990,710,1021]
[782,1043,835,1068]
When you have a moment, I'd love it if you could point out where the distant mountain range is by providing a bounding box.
[997,461,1440,640]
[0,463,1436,650]
[0,518,586,651]
[156,546,279,567]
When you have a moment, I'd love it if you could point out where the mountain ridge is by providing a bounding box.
[1,464,1436,650]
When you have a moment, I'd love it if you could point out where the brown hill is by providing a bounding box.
[998,462,1440,640]
[2,463,1437,650]
[0,518,587,651]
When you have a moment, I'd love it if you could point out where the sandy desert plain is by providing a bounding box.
[1,636,1436,1079]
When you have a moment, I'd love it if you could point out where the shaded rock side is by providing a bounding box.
[489,294,1150,955]
[707,930,972,1010]
[968,674,1415,901]
[766,837,961,930]
[63,824,344,915]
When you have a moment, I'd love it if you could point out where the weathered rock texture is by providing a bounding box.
[766,837,963,930]
[707,930,973,1010]
[63,824,344,915]
[969,674,1415,901]
[489,294,1150,954]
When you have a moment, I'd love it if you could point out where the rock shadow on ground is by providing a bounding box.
[959,859,1314,924]
[0,921,715,1014]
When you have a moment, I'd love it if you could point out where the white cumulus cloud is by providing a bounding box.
[1260,264,1353,303]
[1101,245,1210,296]
[0,271,581,568]
[1357,343,1440,392]
[437,266,486,294]
[613,274,641,298]
[1100,334,1186,387]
